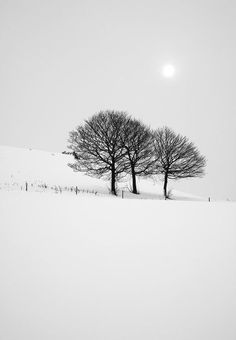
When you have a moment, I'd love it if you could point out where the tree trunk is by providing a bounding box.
[163,171,168,199]
[131,165,138,194]
[111,163,116,195]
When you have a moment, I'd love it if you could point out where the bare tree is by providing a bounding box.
[122,118,155,194]
[67,110,129,195]
[153,127,206,199]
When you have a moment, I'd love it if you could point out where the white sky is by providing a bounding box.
[0,0,236,200]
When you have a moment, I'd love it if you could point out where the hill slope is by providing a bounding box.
[0,145,203,200]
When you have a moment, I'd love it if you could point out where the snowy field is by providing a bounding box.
[0,145,236,339]
[0,190,236,340]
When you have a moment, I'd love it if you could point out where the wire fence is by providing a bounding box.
[0,181,101,197]
[0,181,226,202]
[0,181,152,200]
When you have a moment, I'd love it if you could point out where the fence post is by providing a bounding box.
[122,190,124,199]
[25,182,28,192]
[208,197,210,202]
[75,186,78,195]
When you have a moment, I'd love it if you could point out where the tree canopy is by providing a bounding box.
[68,110,129,195]
[67,113,206,198]
[153,126,206,199]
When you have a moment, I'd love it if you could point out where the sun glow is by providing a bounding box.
[162,64,176,78]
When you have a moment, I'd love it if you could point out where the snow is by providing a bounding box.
[1,145,235,339]
[0,145,108,194]
[0,190,236,340]
[0,145,204,200]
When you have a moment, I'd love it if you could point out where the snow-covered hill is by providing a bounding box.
[0,145,236,339]
[0,190,236,340]
[0,145,204,200]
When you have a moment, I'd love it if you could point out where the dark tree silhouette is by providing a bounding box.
[122,118,155,194]
[153,127,206,199]
[67,110,129,195]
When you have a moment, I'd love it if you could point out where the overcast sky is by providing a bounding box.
[0,0,235,200]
